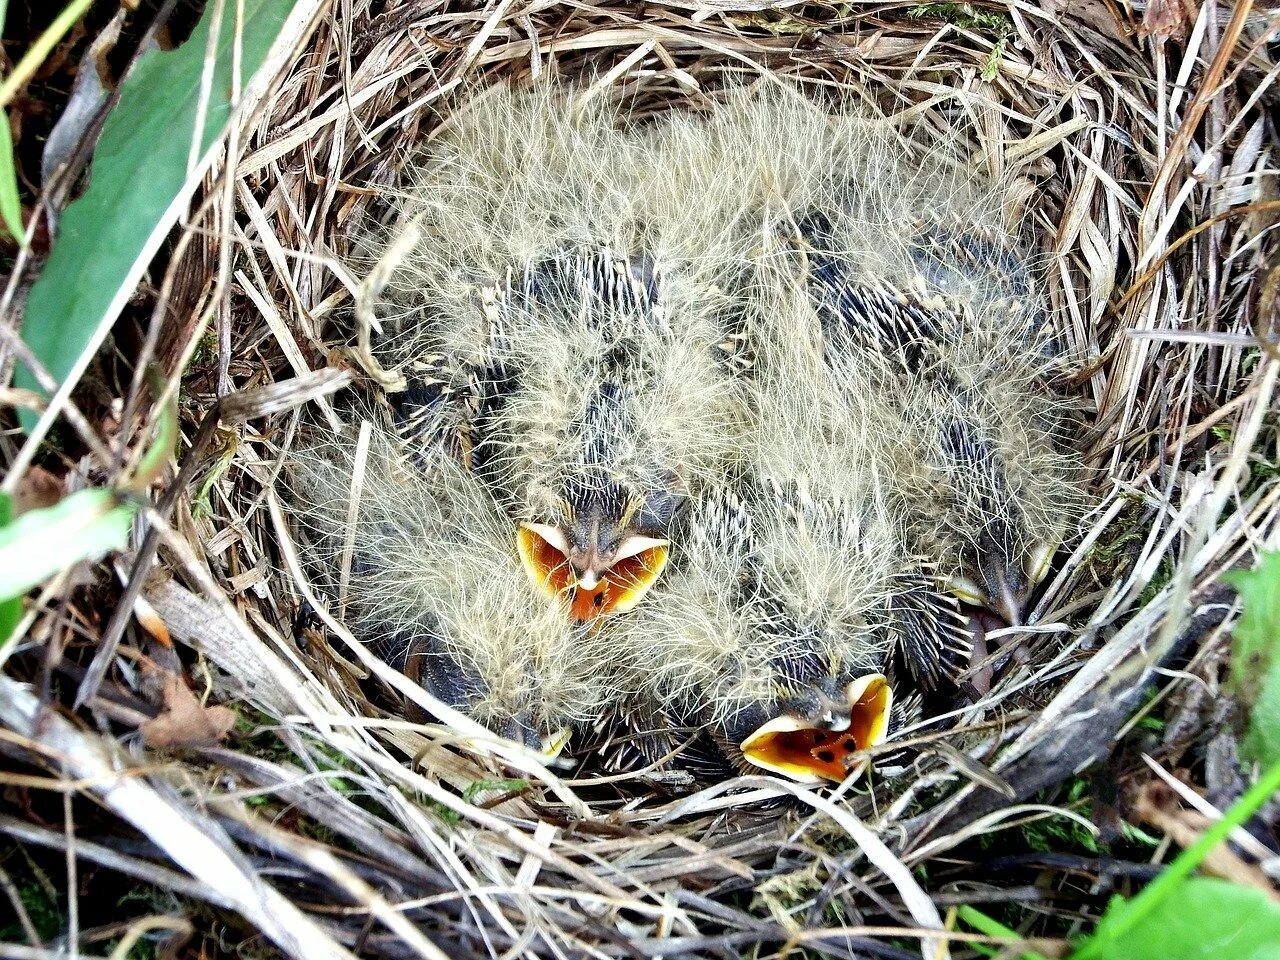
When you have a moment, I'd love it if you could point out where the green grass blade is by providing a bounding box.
[0,109,23,242]
[957,906,1052,960]
[13,0,300,432]
[0,493,20,642]
[126,368,180,491]
[0,0,95,110]
[1071,558,1280,959]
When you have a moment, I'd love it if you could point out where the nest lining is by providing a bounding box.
[3,1,1279,958]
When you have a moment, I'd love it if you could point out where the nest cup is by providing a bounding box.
[4,2,1279,957]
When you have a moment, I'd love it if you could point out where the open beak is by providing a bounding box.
[516,525,669,621]
[739,675,893,784]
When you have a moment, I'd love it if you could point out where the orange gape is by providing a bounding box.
[751,727,862,782]
[742,676,892,783]
[516,527,669,621]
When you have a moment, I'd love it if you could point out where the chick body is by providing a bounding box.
[289,408,618,750]
[620,466,966,782]
[368,86,746,617]
[648,85,1082,625]
[616,480,883,782]
[615,292,967,781]
[807,219,1078,624]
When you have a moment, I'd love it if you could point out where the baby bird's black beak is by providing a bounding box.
[987,568,1026,628]
[948,565,1026,628]
[950,539,1056,628]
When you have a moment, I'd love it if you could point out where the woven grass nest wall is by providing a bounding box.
[2,1,1279,957]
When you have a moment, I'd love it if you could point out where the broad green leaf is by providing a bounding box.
[0,109,22,242]
[14,0,300,431]
[1083,878,1280,960]
[0,489,135,603]
[1071,760,1280,960]
[1226,552,1280,766]
[0,493,20,641]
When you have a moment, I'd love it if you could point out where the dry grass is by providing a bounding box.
[2,1,1279,957]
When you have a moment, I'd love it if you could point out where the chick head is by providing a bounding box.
[517,473,674,621]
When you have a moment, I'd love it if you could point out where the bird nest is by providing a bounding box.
[4,1,1279,958]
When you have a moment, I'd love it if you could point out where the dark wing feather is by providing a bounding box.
[888,571,972,690]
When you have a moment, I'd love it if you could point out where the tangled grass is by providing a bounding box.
[1,1,1278,957]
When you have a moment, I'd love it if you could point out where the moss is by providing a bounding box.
[1137,557,1175,608]
[1021,809,1100,855]
[463,778,531,805]
[906,3,1010,33]
[727,10,812,36]
[0,858,63,942]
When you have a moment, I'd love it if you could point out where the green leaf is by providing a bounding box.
[0,489,136,603]
[1071,760,1280,960]
[126,368,180,491]
[1084,879,1280,960]
[1226,552,1280,766]
[14,0,300,432]
[981,36,1006,82]
[0,109,22,242]
[0,493,20,642]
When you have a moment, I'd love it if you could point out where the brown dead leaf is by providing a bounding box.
[1041,0,1132,44]
[42,9,124,193]
[1135,780,1280,902]
[141,672,236,748]
[12,466,65,515]
[1139,0,1196,41]
[1256,254,1280,358]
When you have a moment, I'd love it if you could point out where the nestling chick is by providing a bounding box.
[805,218,1080,626]
[365,85,745,619]
[649,84,1082,625]
[287,406,620,751]
[614,314,968,783]
[635,100,978,696]
[617,475,964,784]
